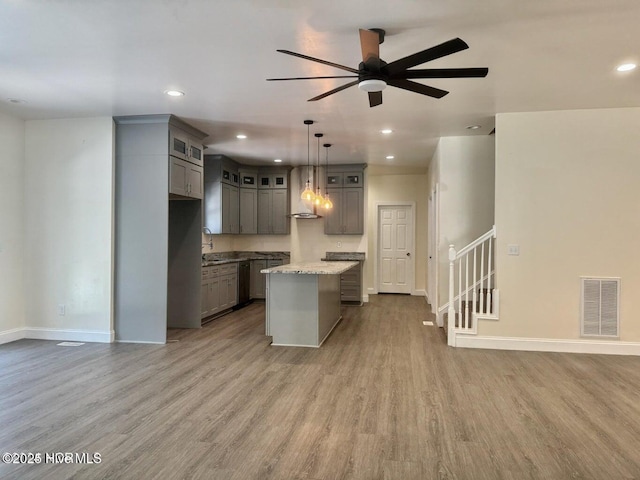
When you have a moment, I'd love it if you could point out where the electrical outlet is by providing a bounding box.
[507,244,520,256]
[337,241,342,248]
[58,304,66,316]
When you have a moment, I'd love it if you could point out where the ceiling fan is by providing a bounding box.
[267,28,488,108]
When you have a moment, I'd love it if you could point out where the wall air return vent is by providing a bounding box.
[580,277,620,338]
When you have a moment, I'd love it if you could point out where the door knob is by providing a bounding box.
[406,253,411,257]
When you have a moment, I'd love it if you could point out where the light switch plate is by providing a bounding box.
[507,244,520,256]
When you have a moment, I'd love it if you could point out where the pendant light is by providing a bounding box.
[322,143,333,210]
[300,120,315,203]
[313,133,324,206]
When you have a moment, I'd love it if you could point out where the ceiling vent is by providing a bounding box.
[581,277,620,338]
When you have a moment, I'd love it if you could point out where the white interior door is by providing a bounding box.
[378,205,414,294]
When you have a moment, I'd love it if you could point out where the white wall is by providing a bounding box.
[366,172,428,295]
[24,117,115,342]
[432,136,496,308]
[484,107,640,342]
[0,111,26,342]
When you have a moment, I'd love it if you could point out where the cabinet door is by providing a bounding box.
[239,188,257,234]
[201,280,210,318]
[228,273,238,307]
[229,185,239,234]
[169,157,189,197]
[222,184,239,234]
[187,163,203,199]
[188,141,203,167]
[209,277,220,315]
[257,190,272,234]
[169,129,189,161]
[324,188,343,234]
[342,188,363,234]
[271,189,289,234]
[327,172,343,187]
[343,172,363,187]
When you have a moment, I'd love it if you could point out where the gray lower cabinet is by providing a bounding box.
[340,262,363,303]
[324,187,364,235]
[250,258,286,299]
[201,264,238,320]
[239,188,257,234]
[257,189,289,235]
[170,157,203,199]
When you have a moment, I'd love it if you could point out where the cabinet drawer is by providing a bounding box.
[340,287,360,302]
[219,263,238,275]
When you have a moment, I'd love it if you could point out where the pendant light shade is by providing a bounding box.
[300,120,315,203]
[323,143,333,210]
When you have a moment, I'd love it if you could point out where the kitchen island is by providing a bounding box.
[261,261,358,347]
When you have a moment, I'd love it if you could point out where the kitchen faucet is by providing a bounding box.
[202,227,213,249]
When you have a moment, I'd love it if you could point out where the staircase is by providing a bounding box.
[439,226,499,346]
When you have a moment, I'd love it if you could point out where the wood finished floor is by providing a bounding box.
[2,295,640,479]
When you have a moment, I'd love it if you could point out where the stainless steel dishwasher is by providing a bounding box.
[234,260,251,309]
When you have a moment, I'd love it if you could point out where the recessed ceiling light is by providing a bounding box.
[380,129,393,134]
[165,90,185,97]
[386,155,395,160]
[616,63,637,72]
[466,125,481,130]
[6,98,27,104]
[274,159,282,163]
[236,134,247,139]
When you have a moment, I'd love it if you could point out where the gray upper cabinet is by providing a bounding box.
[170,157,203,199]
[205,161,290,235]
[258,188,289,234]
[239,187,258,234]
[257,168,290,235]
[170,126,204,167]
[204,155,240,234]
[239,168,258,235]
[324,164,366,235]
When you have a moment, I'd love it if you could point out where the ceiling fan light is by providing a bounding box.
[358,79,387,92]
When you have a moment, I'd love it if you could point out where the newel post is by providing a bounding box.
[447,244,456,344]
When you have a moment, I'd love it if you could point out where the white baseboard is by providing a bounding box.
[455,335,640,356]
[362,294,369,303]
[24,327,114,344]
[413,289,426,297]
[0,328,26,345]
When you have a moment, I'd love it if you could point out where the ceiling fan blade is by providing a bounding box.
[276,49,359,74]
[387,79,449,99]
[386,38,469,75]
[396,67,489,79]
[359,29,380,68]
[267,75,358,81]
[368,91,383,107]
[308,80,359,101]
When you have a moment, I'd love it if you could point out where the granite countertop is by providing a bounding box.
[202,251,289,267]
[321,251,366,262]
[261,261,358,275]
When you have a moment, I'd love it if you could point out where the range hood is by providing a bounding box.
[289,166,322,219]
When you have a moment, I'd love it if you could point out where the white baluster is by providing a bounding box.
[448,245,456,339]
[465,253,470,330]
[472,247,477,321]
[487,236,493,314]
[458,256,462,327]
[480,242,485,314]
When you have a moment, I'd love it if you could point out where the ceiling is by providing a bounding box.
[2,0,639,169]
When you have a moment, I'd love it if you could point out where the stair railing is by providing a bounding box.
[446,225,497,335]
